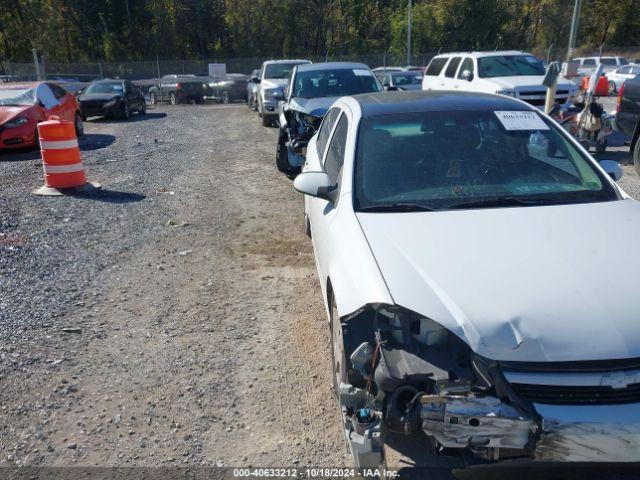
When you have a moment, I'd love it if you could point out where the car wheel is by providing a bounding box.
[122,102,131,119]
[221,91,230,104]
[262,113,273,127]
[34,128,40,150]
[169,93,177,106]
[329,294,347,399]
[276,128,291,172]
[304,214,311,238]
[139,101,146,114]
[608,81,617,96]
[595,137,608,155]
[149,92,157,105]
[74,112,84,137]
[634,137,640,176]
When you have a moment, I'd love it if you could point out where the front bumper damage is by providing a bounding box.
[335,305,640,469]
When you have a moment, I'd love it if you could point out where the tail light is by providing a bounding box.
[176,83,182,90]
[617,83,625,111]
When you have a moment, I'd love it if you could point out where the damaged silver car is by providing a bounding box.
[293,90,640,471]
[275,62,381,175]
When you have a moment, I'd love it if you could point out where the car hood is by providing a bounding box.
[261,79,288,90]
[287,96,340,117]
[398,84,423,91]
[356,199,640,362]
[79,93,121,102]
[0,105,33,124]
[485,75,575,90]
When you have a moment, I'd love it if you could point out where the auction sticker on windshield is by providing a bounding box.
[494,111,549,131]
[353,69,372,76]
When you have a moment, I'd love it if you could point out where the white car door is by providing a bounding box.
[308,108,351,282]
[453,57,474,90]
[422,56,449,90]
[440,56,462,90]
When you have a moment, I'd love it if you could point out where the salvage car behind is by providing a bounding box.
[79,79,146,119]
[293,90,639,470]
[0,82,83,150]
[276,62,381,174]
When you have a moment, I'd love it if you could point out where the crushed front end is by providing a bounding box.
[335,304,640,468]
[278,107,323,170]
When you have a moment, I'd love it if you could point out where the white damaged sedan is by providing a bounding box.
[294,90,640,470]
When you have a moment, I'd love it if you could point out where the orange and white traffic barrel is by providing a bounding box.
[32,116,100,195]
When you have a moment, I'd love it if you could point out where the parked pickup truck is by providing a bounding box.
[615,74,640,173]
[422,51,578,108]
[148,75,206,105]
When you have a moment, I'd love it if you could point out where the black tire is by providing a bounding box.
[139,101,146,114]
[595,137,608,155]
[221,91,230,104]
[169,93,177,106]
[122,102,131,119]
[276,129,290,172]
[34,128,40,150]
[262,113,274,127]
[329,294,347,399]
[634,137,640,176]
[609,81,617,96]
[149,92,157,105]
[74,112,84,137]
[304,214,311,238]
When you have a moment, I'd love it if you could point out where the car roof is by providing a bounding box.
[90,79,125,83]
[296,62,370,73]
[433,50,528,59]
[0,82,41,89]
[352,90,534,117]
[263,59,311,65]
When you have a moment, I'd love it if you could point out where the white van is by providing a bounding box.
[422,51,578,107]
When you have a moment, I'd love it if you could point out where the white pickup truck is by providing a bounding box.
[422,51,578,107]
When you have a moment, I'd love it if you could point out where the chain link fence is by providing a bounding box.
[4,47,640,83]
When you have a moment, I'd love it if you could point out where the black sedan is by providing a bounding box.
[79,79,146,119]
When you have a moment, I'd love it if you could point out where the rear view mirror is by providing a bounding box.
[293,171,335,201]
[599,160,623,181]
[274,91,285,101]
[384,86,399,91]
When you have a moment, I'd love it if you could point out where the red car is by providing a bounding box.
[0,82,83,151]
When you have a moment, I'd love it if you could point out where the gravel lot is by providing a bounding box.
[1,101,639,478]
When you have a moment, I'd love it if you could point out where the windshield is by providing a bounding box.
[293,68,381,98]
[391,73,422,86]
[354,110,618,211]
[84,82,124,94]
[478,55,545,78]
[264,63,302,79]
[0,88,36,106]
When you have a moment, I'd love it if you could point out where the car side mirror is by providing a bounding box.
[252,78,261,84]
[384,85,399,91]
[460,69,474,81]
[274,91,286,101]
[293,171,335,201]
[599,160,623,181]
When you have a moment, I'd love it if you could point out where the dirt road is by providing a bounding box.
[2,103,640,479]
[1,104,345,469]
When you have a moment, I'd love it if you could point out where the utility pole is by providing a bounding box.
[567,0,582,61]
[407,0,413,67]
[32,48,42,80]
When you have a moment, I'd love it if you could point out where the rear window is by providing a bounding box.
[444,57,462,78]
[601,58,618,66]
[583,59,596,66]
[425,58,448,76]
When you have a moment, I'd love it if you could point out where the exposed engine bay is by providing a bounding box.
[277,107,323,172]
[336,304,540,468]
